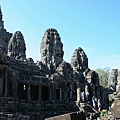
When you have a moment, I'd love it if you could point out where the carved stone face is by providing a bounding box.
[8,31,26,60]
[55,47,63,58]
[108,69,118,88]
[57,61,73,80]
[70,47,88,72]
[41,49,47,57]
[40,28,64,67]
[73,61,77,67]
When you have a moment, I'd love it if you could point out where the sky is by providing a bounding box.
[1,0,120,70]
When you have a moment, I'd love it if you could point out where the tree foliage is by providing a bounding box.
[95,67,110,88]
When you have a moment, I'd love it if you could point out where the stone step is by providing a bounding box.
[0,109,7,112]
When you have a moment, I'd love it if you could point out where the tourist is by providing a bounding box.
[81,91,85,102]
[95,97,97,108]
[92,96,95,108]
[97,99,101,111]
[85,85,89,102]
[92,96,97,108]
[85,90,89,102]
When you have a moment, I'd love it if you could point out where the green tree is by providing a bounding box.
[96,67,110,88]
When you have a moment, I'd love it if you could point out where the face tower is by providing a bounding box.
[40,28,64,69]
[0,7,12,53]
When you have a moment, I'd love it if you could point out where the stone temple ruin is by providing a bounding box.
[0,7,119,120]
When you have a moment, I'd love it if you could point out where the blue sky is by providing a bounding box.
[1,0,120,70]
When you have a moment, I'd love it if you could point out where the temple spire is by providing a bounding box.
[0,6,3,21]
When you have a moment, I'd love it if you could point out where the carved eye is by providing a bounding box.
[73,61,77,66]
[46,39,50,44]
[47,36,50,39]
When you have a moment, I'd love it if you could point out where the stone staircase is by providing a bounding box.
[0,101,7,112]
[78,102,100,120]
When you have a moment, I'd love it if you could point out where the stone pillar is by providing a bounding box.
[60,89,62,100]
[49,86,52,100]
[92,85,95,96]
[64,86,67,101]
[0,78,3,97]
[0,70,3,97]
[27,84,31,101]
[38,85,42,102]
[50,84,55,101]
[77,87,81,104]
[4,71,8,97]
[52,84,56,100]
[13,82,18,99]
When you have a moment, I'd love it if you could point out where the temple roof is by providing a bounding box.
[0,6,3,21]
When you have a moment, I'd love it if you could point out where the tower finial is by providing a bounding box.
[0,6,3,21]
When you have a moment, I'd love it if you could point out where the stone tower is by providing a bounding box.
[8,31,26,60]
[0,6,3,28]
[70,47,88,73]
[0,6,2,20]
[40,28,64,70]
[0,7,12,53]
[108,69,118,90]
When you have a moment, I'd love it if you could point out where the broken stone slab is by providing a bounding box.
[111,99,120,119]
[45,111,86,120]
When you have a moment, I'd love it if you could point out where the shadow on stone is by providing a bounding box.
[45,111,86,120]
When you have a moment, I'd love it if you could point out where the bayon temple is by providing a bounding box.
[0,7,120,120]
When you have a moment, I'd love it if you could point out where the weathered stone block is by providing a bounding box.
[111,100,120,119]
[45,111,86,120]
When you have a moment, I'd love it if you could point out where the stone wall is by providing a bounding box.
[0,7,12,53]
[0,7,111,120]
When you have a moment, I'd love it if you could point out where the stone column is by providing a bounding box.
[60,89,62,100]
[13,82,18,99]
[63,86,67,101]
[0,70,3,97]
[53,85,56,100]
[27,84,31,101]
[0,78,3,97]
[38,85,42,102]
[49,86,52,100]
[77,87,81,104]
[50,83,54,100]
[4,71,8,97]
